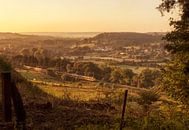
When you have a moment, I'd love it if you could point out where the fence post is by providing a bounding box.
[120,90,128,130]
[11,81,26,127]
[1,72,12,122]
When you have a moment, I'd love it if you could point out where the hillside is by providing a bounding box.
[0,33,79,57]
[80,32,164,47]
[0,32,55,40]
[9,69,189,129]
[0,33,27,40]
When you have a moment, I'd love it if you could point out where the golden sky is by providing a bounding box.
[0,0,176,32]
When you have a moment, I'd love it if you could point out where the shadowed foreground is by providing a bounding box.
[15,72,119,130]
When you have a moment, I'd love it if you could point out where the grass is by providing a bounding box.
[19,70,61,83]
[19,70,141,102]
[17,80,122,129]
[2,69,188,130]
[117,65,158,74]
[34,82,127,102]
[15,71,139,129]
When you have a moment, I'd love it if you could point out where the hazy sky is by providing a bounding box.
[0,0,176,32]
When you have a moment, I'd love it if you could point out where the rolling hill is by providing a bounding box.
[80,32,164,47]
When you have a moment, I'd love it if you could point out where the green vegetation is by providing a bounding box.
[158,0,189,105]
[16,76,189,130]
[8,66,187,129]
[118,65,159,74]
[138,69,161,88]
[0,57,12,71]
[0,2,189,128]
[13,55,162,88]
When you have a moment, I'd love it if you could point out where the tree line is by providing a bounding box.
[11,50,160,88]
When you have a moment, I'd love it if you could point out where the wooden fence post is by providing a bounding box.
[120,90,128,130]
[11,82,26,125]
[1,72,12,122]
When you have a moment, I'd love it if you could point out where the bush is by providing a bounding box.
[138,90,160,106]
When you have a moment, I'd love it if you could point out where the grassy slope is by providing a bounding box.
[14,70,123,129]
[1,68,187,130]
[14,70,149,129]
[15,70,172,129]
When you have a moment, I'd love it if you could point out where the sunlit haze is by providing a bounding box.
[0,0,175,32]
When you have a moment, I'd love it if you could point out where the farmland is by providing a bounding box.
[0,0,189,129]
[12,69,187,130]
[0,32,188,129]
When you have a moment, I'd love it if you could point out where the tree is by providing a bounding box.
[110,68,122,83]
[139,69,160,88]
[158,0,189,104]
[55,58,70,72]
[0,57,12,71]
[122,69,135,85]
[82,62,102,79]
[100,65,112,81]
[138,90,160,113]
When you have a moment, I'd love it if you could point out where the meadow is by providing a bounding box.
[11,70,189,130]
